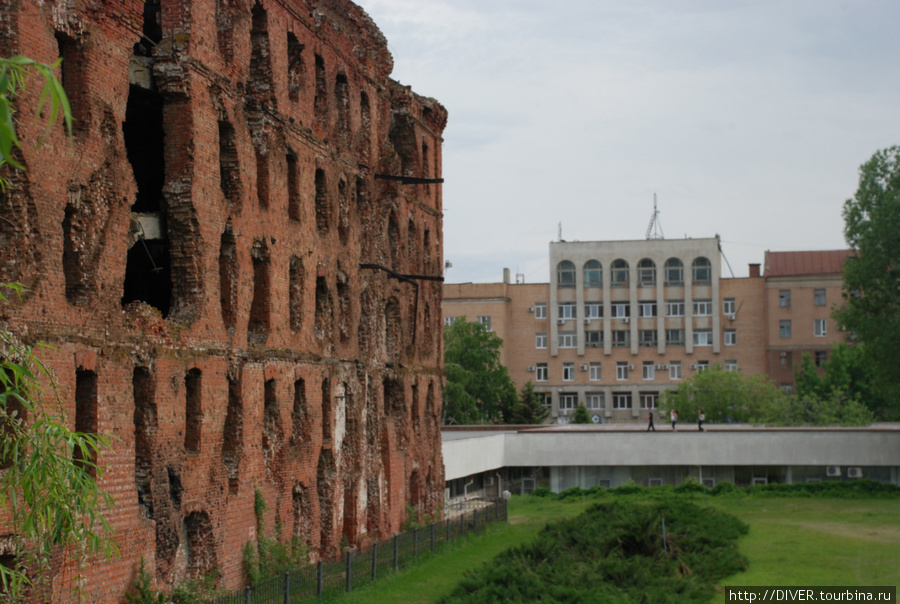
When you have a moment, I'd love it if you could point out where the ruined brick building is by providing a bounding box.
[0,0,446,600]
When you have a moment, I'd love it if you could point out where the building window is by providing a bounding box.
[558,331,577,348]
[692,299,712,316]
[814,289,826,306]
[557,261,576,288]
[814,319,827,337]
[780,351,793,368]
[535,333,548,349]
[815,351,827,366]
[584,303,602,319]
[558,303,577,319]
[611,302,630,318]
[637,259,656,286]
[584,260,602,287]
[693,329,712,346]
[443,316,457,326]
[534,302,547,319]
[638,330,658,347]
[585,331,603,348]
[640,392,658,409]
[669,362,682,380]
[779,320,792,338]
[476,315,491,331]
[725,360,738,372]
[724,329,737,346]
[586,393,604,410]
[779,289,791,308]
[642,362,655,380]
[612,331,629,348]
[610,259,629,287]
[542,393,552,409]
[723,297,736,315]
[616,362,629,381]
[589,362,602,381]
[559,393,577,412]
[638,301,657,317]
[536,363,548,382]
[562,363,575,381]
[692,257,712,285]
[664,258,684,285]
[613,392,632,409]
[665,329,684,346]
[666,300,684,317]
[696,360,709,372]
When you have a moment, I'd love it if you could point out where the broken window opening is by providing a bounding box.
[335,73,350,146]
[74,368,98,475]
[287,32,304,104]
[124,85,165,213]
[292,482,311,545]
[315,168,329,233]
[218,224,237,331]
[315,275,333,343]
[316,450,335,554]
[222,376,243,495]
[289,256,304,333]
[215,0,235,63]
[218,120,241,209]
[55,31,87,134]
[249,2,273,106]
[385,299,401,363]
[314,54,327,125]
[287,151,300,220]
[407,218,417,273]
[255,145,270,209]
[184,368,202,453]
[291,378,307,454]
[388,210,400,270]
[133,0,162,56]
[321,377,332,444]
[337,275,351,345]
[184,511,217,579]
[263,378,283,481]
[359,91,371,161]
[122,235,172,316]
[337,178,349,244]
[248,239,271,344]
[133,367,157,518]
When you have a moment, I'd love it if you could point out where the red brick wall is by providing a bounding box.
[0,1,446,600]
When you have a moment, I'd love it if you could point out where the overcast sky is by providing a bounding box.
[356,0,900,284]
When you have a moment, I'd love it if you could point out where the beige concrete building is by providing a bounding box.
[443,239,849,424]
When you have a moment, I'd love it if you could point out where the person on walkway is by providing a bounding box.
[698,409,706,432]
[670,409,678,430]
[647,409,656,432]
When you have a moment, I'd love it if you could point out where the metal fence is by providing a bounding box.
[210,498,508,604]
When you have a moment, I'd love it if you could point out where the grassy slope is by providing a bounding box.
[322,496,900,603]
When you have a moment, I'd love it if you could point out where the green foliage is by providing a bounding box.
[169,571,223,604]
[244,490,307,585]
[441,498,748,603]
[661,363,873,426]
[795,346,887,419]
[571,403,591,424]
[1,287,117,598]
[124,559,165,604]
[506,381,549,424]
[443,317,518,424]
[836,145,900,419]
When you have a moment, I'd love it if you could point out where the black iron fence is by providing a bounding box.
[210,498,508,604]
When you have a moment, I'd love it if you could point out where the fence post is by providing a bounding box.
[446,518,450,543]
[414,527,419,558]
[430,522,436,553]
[317,560,323,596]
[460,511,465,536]
[283,570,290,604]
[245,585,251,604]
[474,508,478,534]
[372,541,378,581]
[346,550,352,592]
[393,534,399,571]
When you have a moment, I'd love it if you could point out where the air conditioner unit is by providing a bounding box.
[726,313,736,321]
[584,318,591,325]
[528,307,535,313]
[655,364,668,370]
[690,364,698,370]
[527,366,536,372]
[847,467,863,479]
[627,365,635,371]
[557,318,566,324]
[623,317,630,324]
[485,476,495,486]
[826,466,841,477]
[580,364,588,371]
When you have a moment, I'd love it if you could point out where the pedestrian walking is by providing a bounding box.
[698,409,705,432]
[670,409,678,430]
[647,409,656,432]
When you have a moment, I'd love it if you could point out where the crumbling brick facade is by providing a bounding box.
[0,0,446,600]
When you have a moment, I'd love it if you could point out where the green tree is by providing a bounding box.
[443,317,517,424]
[1,58,115,599]
[507,381,549,424]
[571,404,591,424]
[836,146,900,419]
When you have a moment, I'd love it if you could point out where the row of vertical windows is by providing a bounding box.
[535,361,744,383]
[539,328,738,349]
[556,257,712,288]
[549,298,730,319]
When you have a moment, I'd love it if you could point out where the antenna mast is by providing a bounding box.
[646,194,665,240]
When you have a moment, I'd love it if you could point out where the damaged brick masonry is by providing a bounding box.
[0,0,447,601]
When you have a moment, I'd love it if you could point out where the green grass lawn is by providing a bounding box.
[321,495,899,603]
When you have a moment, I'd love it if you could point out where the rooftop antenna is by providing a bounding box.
[558,222,563,242]
[646,193,665,240]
